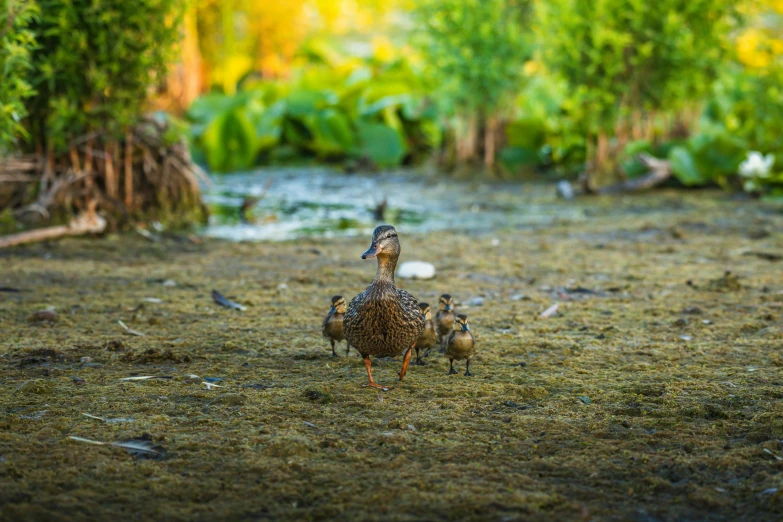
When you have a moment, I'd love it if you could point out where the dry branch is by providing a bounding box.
[596,153,672,194]
[0,201,106,248]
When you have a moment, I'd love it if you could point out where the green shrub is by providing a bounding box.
[0,0,38,152]
[537,0,739,179]
[24,0,184,151]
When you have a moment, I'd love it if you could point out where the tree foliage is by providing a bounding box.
[24,0,184,150]
[536,0,740,135]
[413,0,532,116]
[0,0,38,151]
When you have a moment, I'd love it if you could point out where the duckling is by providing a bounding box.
[443,314,475,376]
[414,302,438,365]
[435,294,456,350]
[343,225,425,391]
[322,295,351,356]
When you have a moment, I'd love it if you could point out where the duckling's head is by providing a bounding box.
[329,295,347,314]
[362,225,399,260]
[418,302,432,320]
[438,294,454,312]
[454,314,469,332]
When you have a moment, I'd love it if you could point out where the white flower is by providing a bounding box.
[739,151,775,178]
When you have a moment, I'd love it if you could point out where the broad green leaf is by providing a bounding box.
[357,123,406,167]
[498,146,539,171]
[201,110,258,172]
[305,109,356,156]
[668,146,704,186]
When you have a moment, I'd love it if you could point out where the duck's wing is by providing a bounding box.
[442,330,456,353]
[397,289,425,329]
[322,312,331,338]
[343,291,365,332]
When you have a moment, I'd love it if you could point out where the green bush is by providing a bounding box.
[413,0,533,167]
[0,0,38,152]
[24,0,184,151]
[537,0,739,178]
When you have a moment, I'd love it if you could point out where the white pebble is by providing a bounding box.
[397,261,436,280]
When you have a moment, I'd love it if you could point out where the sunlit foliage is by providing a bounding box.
[0,0,38,151]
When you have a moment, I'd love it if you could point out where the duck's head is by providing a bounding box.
[438,294,454,312]
[454,314,469,332]
[362,225,400,260]
[418,302,432,320]
[329,295,347,314]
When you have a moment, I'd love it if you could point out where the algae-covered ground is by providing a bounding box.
[1,190,783,521]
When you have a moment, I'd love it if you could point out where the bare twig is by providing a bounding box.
[0,201,106,248]
[597,154,672,194]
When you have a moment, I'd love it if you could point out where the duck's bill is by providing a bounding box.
[461,324,469,332]
[361,244,382,259]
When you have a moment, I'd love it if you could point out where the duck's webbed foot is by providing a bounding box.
[398,345,414,381]
[447,359,458,375]
[330,340,338,357]
[363,355,390,392]
[464,359,473,377]
[414,348,427,365]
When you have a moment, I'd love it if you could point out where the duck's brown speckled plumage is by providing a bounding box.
[414,302,438,364]
[444,314,475,376]
[322,295,350,356]
[435,294,456,344]
[343,225,425,390]
[344,226,425,357]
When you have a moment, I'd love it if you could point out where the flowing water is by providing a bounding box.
[200,167,588,241]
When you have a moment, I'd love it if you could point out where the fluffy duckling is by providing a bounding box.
[414,302,438,365]
[322,295,350,356]
[443,314,475,376]
[435,293,456,349]
[343,225,425,391]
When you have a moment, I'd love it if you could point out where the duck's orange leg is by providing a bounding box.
[398,344,414,381]
[363,355,390,392]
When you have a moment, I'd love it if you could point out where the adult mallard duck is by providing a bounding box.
[343,225,425,391]
[414,302,438,365]
[322,295,351,357]
[435,294,456,349]
[443,314,475,376]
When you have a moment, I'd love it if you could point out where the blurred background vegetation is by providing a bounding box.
[1,0,783,230]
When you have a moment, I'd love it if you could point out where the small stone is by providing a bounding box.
[277,283,289,290]
[510,293,529,301]
[679,335,692,341]
[468,297,485,307]
[397,261,436,280]
[162,279,176,287]
[29,309,57,322]
[80,357,92,363]
[491,238,500,247]
[556,180,575,200]
[681,306,703,315]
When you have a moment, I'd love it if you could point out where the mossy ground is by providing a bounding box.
[1,190,783,521]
